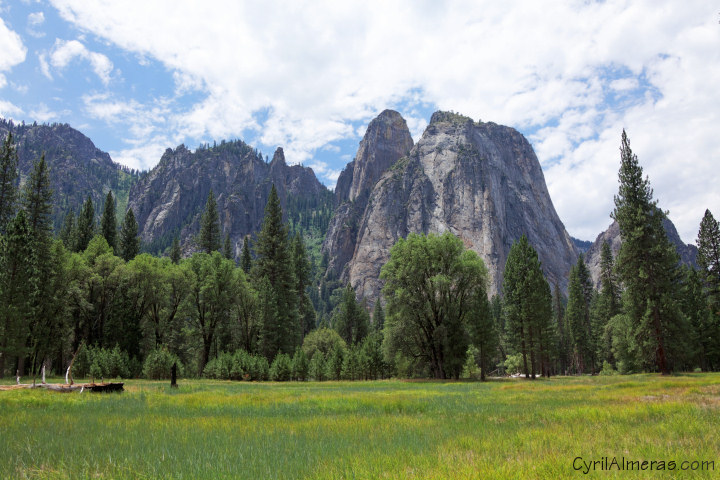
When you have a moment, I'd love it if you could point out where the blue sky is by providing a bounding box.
[0,1,718,243]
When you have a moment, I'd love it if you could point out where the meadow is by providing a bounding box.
[1,374,719,479]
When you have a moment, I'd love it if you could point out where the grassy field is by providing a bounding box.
[1,374,719,479]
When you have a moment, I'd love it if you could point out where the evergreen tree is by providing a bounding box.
[20,154,59,378]
[241,236,252,273]
[0,211,34,376]
[0,132,18,233]
[592,242,621,366]
[59,210,77,251]
[100,190,118,253]
[503,235,552,379]
[611,130,686,374]
[468,292,498,381]
[372,301,385,331]
[565,255,595,373]
[292,233,315,335]
[170,236,181,264]
[76,195,95,252]
[254,185,298,359]
[552,282,570,375]
[697,209,720,316]
[198,190,221,254]
[119,208,140,262]
[333,283,369,345]
[223,232,233,260]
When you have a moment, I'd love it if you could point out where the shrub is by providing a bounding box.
[269,353,293,381]
[291,347,309,381]
[142,348,184,379]
[309,352,326,381]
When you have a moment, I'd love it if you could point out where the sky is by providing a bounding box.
[0,1,718,243]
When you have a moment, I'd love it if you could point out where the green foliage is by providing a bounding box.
[198,190,221,254]
[611,130,687,374]
[372,301,385,331]
[302,327,347,360]
[308,351,326,381]
[381,231,488,379]
[0,132,18,233]
[76,195,95,252]
[291,347,309,381]
[100,190,118,253]
[142,348,184,379]
[223,232,233,260]
[254,184,299,358]
[697,209,720,322]
[326,344,345,380]
[241,236,252,273]
[119,208,140,261]
[462,345,482,380]
[169,236,181,264]
[269,353,293,381]
[333,283,369,345]
[503,235,554,379]
[566,255,595,373]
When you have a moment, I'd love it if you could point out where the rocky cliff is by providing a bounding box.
[0,119,137,229]
[585,217,698,288]
[323,110,413,279]
[335,111,578,303]
[128,140,331,256]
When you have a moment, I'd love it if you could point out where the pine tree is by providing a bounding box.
[552,282,570,375]
[19,154,58,378]
[697,209,720,315]
[198,190,221,254]
[372,300,385,331]
[59,210,77,251]
[76,195,95,252]
[223,232,233,260]
[254,185,298,359]
[119,208,140,262]
[611,130,686,374]
[333,283,369,345]
[566,256,594,373]
[292,233,316,335]
[0,210,34,376]
[0,132,19,233]
[592,241,620,366]
[241,236,252,273]
[100,190,118,253]
[22,154,53,242]
[503,235,552,379]
[170,236,181,264]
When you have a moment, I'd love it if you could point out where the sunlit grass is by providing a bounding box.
[1,374,719,479]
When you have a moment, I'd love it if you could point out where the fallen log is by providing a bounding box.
[0,382,124,393]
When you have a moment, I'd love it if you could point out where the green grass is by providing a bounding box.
[1,374,719,479]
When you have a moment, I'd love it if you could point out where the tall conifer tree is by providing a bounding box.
[254,184,298,359]
[119,208,140,261]
[241,236,252,273]
[100,190,118,252]
[76,195,95,252]
[170,236,181,264]
[0,132,19,233]
[611,130,686,374]
[198,190,221,254]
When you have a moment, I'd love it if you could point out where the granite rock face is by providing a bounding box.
[323,110,413,279]
[128,141,329,256]
[585,217,698,288]
[333,111,578,303]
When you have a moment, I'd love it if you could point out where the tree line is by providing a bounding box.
[0,131,718,382]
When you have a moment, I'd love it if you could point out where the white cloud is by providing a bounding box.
[0,100,23,118]
[28,103,69,122]
[26,11,45,37]
[47,39,114,85]
[0,17,27,86]
[48,0,720,242]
